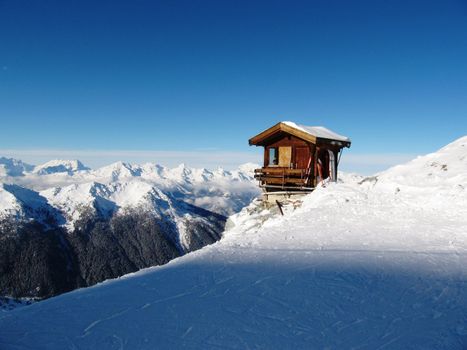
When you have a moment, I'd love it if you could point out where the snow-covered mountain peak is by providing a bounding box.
[174,162,187,169]
[163,164,215,183]
[93,161,142,181]
[167,163,192,179]
[40,180,178,230]
[107,181,161,207]
[213,166,228,177]
[33,159,90,175]
[40,181,119,228]
[0,183,64,225]
[0,157,34,177]
[139,163,166,178]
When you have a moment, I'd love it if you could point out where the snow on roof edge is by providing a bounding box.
[282,121,351,143]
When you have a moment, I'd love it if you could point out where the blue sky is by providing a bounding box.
[1,0,466,173]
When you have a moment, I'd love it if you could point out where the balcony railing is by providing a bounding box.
[254,167,314,191]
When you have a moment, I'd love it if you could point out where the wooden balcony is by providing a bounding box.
[254,167,314,192]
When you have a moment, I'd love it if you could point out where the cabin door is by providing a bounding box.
[295,147,310,169]
[278,146,292,167]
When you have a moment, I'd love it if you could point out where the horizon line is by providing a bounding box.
[0,148,419,175]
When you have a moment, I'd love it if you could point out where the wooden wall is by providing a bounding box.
[260,133,344,187]
[264,135,311,168]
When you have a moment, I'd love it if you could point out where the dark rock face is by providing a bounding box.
[0,205,226,299]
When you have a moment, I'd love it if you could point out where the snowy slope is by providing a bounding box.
[0,183,22,218]
[1,138,466,349]
[372,135,467,211]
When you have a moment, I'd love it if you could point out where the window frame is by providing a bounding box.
[268,147,279,166]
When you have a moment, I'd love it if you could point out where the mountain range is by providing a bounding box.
[0,159,259,299]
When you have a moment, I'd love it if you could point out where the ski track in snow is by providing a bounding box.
[1,230,467,349]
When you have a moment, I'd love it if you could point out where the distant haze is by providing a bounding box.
[0,148,420,175]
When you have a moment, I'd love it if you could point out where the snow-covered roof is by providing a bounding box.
[282,121,350,143]
[249,121,351,147]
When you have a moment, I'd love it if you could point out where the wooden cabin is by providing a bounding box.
[249,121,351,193]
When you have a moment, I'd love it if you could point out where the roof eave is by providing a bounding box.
[248,122,317,146]
[316,137,352,148]
[248,122,282,146]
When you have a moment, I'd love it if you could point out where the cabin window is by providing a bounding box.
[269,148,278,166]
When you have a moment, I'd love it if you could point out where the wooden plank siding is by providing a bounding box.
[264,135,311,169]
[258,134,316,189]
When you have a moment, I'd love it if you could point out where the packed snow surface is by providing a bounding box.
[1,137,467,349]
